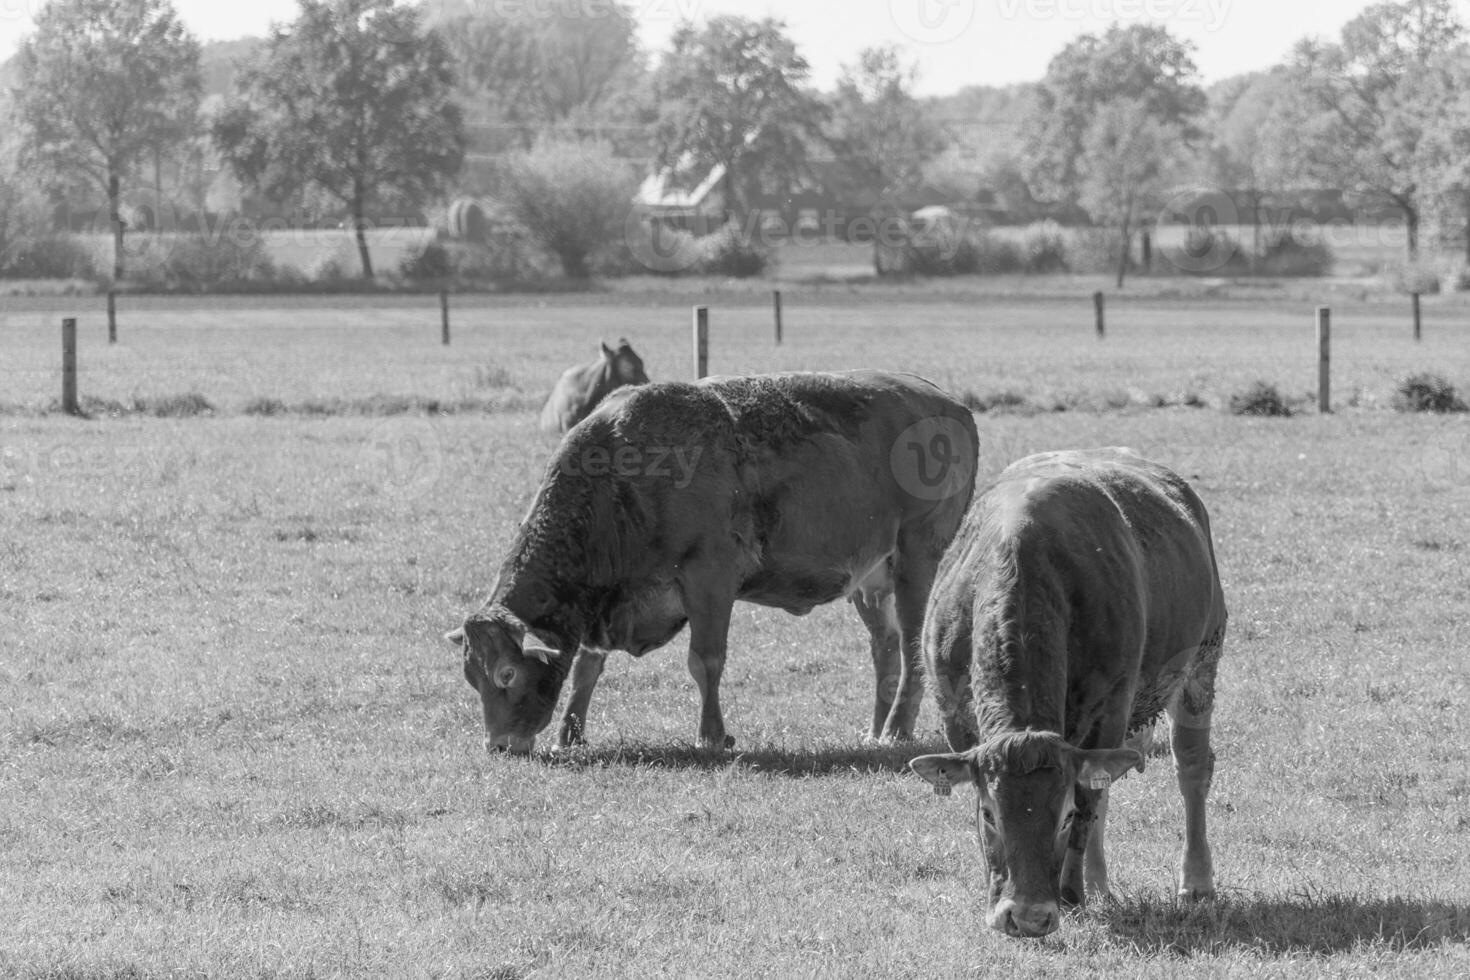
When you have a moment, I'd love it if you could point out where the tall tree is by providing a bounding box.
[1078,100,1183,288]
[1288,0,1464,259]
[433,0,645,150]
[1407,46,1470,264]
[213,0,465,279]
[828,45,947,197]
[11,0,201,281]
[1025,24,1205,209]
[1206,70,1305,270]
[652,16,828,222]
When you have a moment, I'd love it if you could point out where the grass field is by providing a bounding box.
[2,283,1469,977]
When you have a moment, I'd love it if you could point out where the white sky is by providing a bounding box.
[1,0,1464,95]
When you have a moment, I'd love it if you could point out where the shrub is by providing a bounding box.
[500,138,637,278]
[1257,229,1332,277]
[5,235,97,279]
[124,233,276,291]
[1229,381,1293,417]
[696,222,771,277]
[1066,227,1126,275]
[1387,261,1442,295]
[399,241,454,282]
[1393,373,1467,413]
[1018,221,1069,273]
[1158,226,1249,276]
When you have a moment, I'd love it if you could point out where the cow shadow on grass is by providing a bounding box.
[538,737,953,777]
[1096,891,1470,956]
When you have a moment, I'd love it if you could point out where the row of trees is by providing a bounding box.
[7,0,1470,284]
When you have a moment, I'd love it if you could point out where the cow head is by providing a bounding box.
[910,731,1140,938]
[445,616,570,755]
[601,338,648,387]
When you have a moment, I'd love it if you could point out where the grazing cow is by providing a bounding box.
[446,370,979,754]
[539,338,649,434]
[909,448,1226,938]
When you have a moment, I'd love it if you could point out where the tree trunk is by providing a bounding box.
[353,186,374,281]
[108,170,124,282]
[560,249,589,279]
[1249,188,1261,275]
[1463,192,1470,267]
[1115,213,1132,289]
[1404,204,1419,262]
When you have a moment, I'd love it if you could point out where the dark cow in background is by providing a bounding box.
[909,448,1227,938]
[539,338,649,434]
[447,370,979,753]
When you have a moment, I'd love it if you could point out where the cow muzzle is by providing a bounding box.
[990,898,1060,938]
[486,734,536,756]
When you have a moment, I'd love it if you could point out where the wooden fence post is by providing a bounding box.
[773,289,783,345]
[62,317,79,415]
[1316,306,1331,414]
[440,288,450,346]
[692,306,709,379]
[1412,292,1421,342]
[107,290,117,344]
[1093,291,1105,339]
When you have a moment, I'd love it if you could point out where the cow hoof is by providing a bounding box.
[1178,886,1215,903]
[697,735,735,751]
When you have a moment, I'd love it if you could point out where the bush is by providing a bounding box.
[1257,229,1332,277]
[903,229,1021,277]
[695,223,771,277]
[1018,221,1069,273]
[125,233,276,290]
[1229,381,1294,417]
[500,138,637,278]
[5,235,97,279]
[1158,226,1249,276]
[1066,227,1125,275]
[399,241,454,281]
[1393,373,1467,413]
[1387,260,1442,295]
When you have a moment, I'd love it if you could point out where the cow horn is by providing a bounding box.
[522,641,559,665]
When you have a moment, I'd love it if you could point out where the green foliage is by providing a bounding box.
[1229,381,1294,416]
[213,0,466,280]
[499,139,637,279]
[1257,230,1334,277]
[3,235,98,279]
[125,233,277,291]
[1026,24,1205,207]
[12,0,202,281]
[1288,0,1465,259]
[653,16,829,218]
[696,223,772,278]
[431,0,644,152]
[1394,373,1467,412]
[399,241,454,282]
[1018,221,1070,273]
[827,45,947,197]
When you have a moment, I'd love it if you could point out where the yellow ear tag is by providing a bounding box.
[1089,772,1112,791]
[933,773,952,797]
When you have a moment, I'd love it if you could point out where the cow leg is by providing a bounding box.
[555,648,606,749]
[883,548,941,741]
[1058,785,1099,907]
[1083,787,1112,899]
[1170,628,1223,901]
[682,577,738,750]
[851,591,901,741]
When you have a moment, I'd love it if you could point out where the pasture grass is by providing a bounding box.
[2,289,1469,976]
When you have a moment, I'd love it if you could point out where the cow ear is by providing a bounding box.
[1074,748,1143,791]
[910,752,976,797]
[600,341,615,358]
[521,640,559,665]
[443,627,465,647]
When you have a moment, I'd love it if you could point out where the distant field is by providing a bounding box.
[2,286,1469,976]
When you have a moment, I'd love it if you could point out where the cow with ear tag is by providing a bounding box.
[909,448,1227,938]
